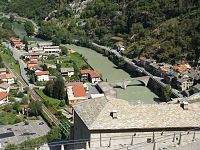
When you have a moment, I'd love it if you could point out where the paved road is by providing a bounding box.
[2,42,30,85]
[92,42,183,98]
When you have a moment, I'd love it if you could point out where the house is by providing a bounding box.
[0,82,10,93]
[80,70,101,84]
[0,92,8,105]
[34,70,49,82]
[176,75,194,91]
[60,67,74,77]
[43,46,61,55]
[73,97,200,150]
[24,52,40,60]
[10,37,23,49]
[66,82,87,105]
[0,68,6,75]
[27,60,39,70]
[0,74,15,84]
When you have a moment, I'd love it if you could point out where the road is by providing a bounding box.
[92,42,183,98]
[0,12,39,33]
[1,43,61,128]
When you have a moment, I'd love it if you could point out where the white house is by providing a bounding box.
[60,67,75,77]
[34,70,49,82]
[80,70,101,84]
[0,74,15,84]
[43,46,61,54]
[0,82,10,93]
[0,92,8,105]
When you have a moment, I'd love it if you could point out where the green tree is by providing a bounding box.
[24,21,35,36]
[12,102,22,113]
[5,144,18,150]
[30,100,42,116]
[163,84,172,102]
[44,80,54,97]
[53,75,66,100]
[47,127,62,142]
[9,14,15,22]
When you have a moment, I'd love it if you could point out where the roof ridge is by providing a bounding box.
[89,97,110,129]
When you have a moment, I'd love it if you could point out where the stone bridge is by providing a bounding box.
[111,76,151,89]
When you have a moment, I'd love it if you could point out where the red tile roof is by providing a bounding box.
[35,71,49,76]
[90,70,101,78]
[0,74,14,79]
[72,85,86,97]
[0,92,8,100]
[80,70,101,78]
[80,70,91,74]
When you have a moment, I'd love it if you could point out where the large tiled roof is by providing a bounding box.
[73,97,200,130]
[73,97,108,128]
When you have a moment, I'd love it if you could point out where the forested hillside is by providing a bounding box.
[1,0,200,63]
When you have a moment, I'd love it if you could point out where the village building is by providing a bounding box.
[0,82,10,93]
[80,70,101,84]
[60,67,74,77]
[0,74,15,84]
[176,75,194,91]
[73,97,200,150]
[66,82,87,105]
[34,70,49,82]
[0,68,6,75]
[43,46,61,55]
[24,52,40,60]
[0,92,8,105]
[10,37,23,49]
[27,60,39,70]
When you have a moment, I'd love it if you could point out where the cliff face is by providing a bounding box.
[69,0,93,15]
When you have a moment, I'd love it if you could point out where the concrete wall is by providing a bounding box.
[89,129,200,150]
[74,112,90,149]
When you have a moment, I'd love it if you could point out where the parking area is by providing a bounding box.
[0,120,50,148]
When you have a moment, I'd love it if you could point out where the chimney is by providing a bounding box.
[180,101,189,110]
[110,110,117,119]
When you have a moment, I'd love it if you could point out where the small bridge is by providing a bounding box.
[111,76,151,89]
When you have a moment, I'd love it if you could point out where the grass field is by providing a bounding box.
[0,111,21,125]
[44,52,89,70]
[35,89,61,110]
[0,47,20,73]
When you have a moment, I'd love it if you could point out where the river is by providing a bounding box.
[65,44,158,104]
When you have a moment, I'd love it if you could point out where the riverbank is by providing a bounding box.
[64,44,159,104]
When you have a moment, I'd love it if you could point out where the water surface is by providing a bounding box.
[65,44,158,104]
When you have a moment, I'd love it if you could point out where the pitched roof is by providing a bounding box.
[0,74,14,79]
[0,82,9,90]
[80,70,91,74]
[72,84,86,97]
[73,97,200,130]
[35,71,49,76]
[89,70,101,78]
[80,70,101,78]
[0,92,8,100]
